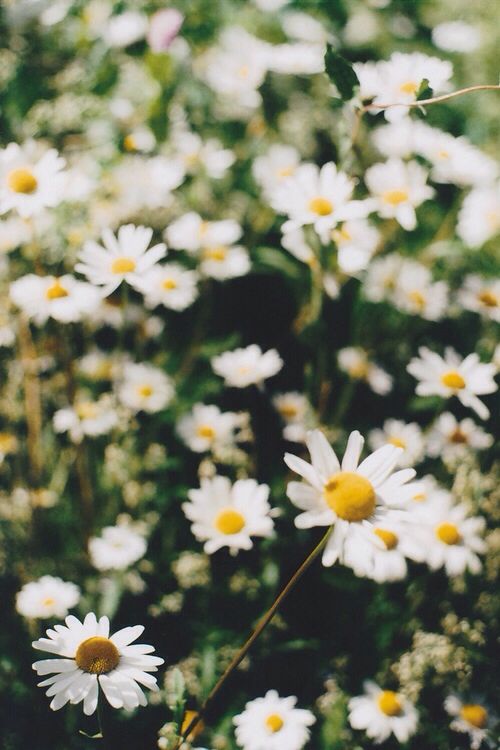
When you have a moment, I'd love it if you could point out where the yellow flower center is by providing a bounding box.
[123,134,137,152]
[162,278,178,290]
[382,189,409,205]
[437,149,450,160]
[138,384,153,397]
[76,402,98,420]
[450,428,467,444]
[75,636,120,675]
[332,225,352,244]
[42,597,56,607]
[238,65,250,79]
[378,690,402,716]
[324,471,376,522]
[0,433,17,452]
[412,492,426,502]
[349,362,369,379]
[278,404,299,419]
[277,166,295,178]
[388,436,406,449]
[214,508,245,535]
[265,714,284,733]
[399,81,418,95]
[435,522,461,545]
[486,210,499,230]
[111,257,136,274]
[460,704,488,728]
[308,196,334,216]
[441,370,466,390]
[197,424,216,440]
[7,167,38,194]
[374,528,398,550]
[46,279,69,300]
[408,290,426,308]
[478,290,498,308]
[204,246,227,262]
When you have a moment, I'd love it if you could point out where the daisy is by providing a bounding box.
[32,612,163,714]
[0,215,31,253]
[103,11,148,48]
[10,274,101,325]
[212,345,283,388]
[16,576,80,619]
[173,129,235,179]
[348,681,418,743]
[338,347,393,395]
[426,412,493,461]
[331,219,380,275]
[234,690,315,750]
[53,396,118,444]
[176,403,243,453]
[368,419,424,468]
[273,392,314,444]
[444,695,494,749]
[284,429,416,567]
[182,476,274,555]
[253,144,301,198]
[393,260,449,320]
[134,263,199,311]
[363,254,403,304]
[89,524,147,571]
[281,228,315,264]
[432,22,481,53]
[116,363,174,414]
[401,474,453,510]
[108,156,185,214]
[407,346,497,420]
[365,159,434,231]
[267,41,325,75]
[457,275,500,322]
[0,141,66,217]
[457,183,500,249]
[76,224,167,297]
[271,162,373,242]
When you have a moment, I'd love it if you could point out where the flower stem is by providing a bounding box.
[173,526,333,748]
[362,83,500,112]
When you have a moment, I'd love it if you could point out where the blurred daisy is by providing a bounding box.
[103,11,148,48]
[432,22,481,53]
[365,159,434,230]
[444,695,493,749]
[457,183,500,249]
[281,228,315,264]
[407,347,497,420]
[273,391,314,443]
[10,274,101,325]
[173,130,235,179]
[212,345,283,388]
[32,612,163,714]
[338,347,393,395]
[177,404,243,453]
[117,363,174,414]
[0,142,66,217]
[183,476,274,555]
[109,156,185,214]
[53,396,118,444]
[284,429,416,567]
[134,263,199,311]
[363,254,402,303]
[16,576,80,619]
[402,474,452,510]
[76,224,167,296]
[89,525,147,571]
[393,260,448,320]
[331,219,380,275]
[348,681,418,743]
[343,519,425,582]
[426,413,493,461]
[253,144,301,197]
[368,419,424,468]
[458,275,500,322]
[147,8,184,53]
[234,690,315,750]
[267,41,325,75]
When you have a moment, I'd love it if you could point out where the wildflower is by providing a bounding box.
[177,404,243,453]
[458,275,500,322]
[253,144,301,197]
[368,419,424,468]
[10,274,101,325]
[16,576,80,619]
[0,142,66,217]
[89,525,147,571]
[365,159,434,230]
[444,695,494,749]
[338,347,393,395]
[348,681,418,743]
[392,260,448,320]
[212,345,283,387]
[426,413,493,461]
[147,8,184,52]
[432,22,481,53]
[53,396,118,443]
[116,363,174,414]
[134,263,199,311]
[457,183,500,249]
[233,690,315,750]
[173,130,235,179]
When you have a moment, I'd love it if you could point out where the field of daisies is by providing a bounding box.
[1,0,499,749]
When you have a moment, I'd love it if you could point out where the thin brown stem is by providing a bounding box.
[18,316,43,488]
[173,526,333,749]
[362,84,500,112]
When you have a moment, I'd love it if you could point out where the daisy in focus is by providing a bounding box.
[368,419,424,468]
[89,524,147,571]
[338,347,393,395]
[233,689,315,750]
[284,429,416,567]
[32,612,163,714]
[10,274,101,325]
[407,346,497,419]
[426,412,493,462]
[212,345,283,388]
[183,476,274,555]
[0,141,66,217]
[444,695,493,750]
[176,403,244,453]
[365,159,434,231]
[348,681,418,743]
[53,396,118,443]
[16,576,80,619]
[76,224,167,296]
[117,363,174,414]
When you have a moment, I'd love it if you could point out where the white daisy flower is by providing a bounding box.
[348,681,418,743]
[362,253,403,303]
[284,429,416,567]
[426,412,493,462]
[177,403,243,453]
[432,22,481,53]
[108,156,185,214]
[273,392,314,444]
[457,183,500,249]
[89,525,147,571]
[173,130,235,179]
[253,144,301,198]
[392,260,449,320]
[76,224,167,297]
[212,345,283,388]
[103,11,148,48]
[182,476,274,555]
[365,159,434,231]
[369,419,424,468]
[401,474,453,510]
[32,612,163,714]
[0,142,66,217]
[117,363,174,414]
[458,275,500,322]
[331,219,380,275]
[53,396,118,444]
[267,42,325,75]
[281,228,315,265]
[407,346,497,420]
[134,263,199,311]
[10,274,101,325]
[444,695,494,750]
[338,347,393,395]
[233,689,315,750]
[271,162,373,242]
[16,576,80,620]
[0,215,32,253]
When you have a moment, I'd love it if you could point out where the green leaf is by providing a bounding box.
[324,44,359,101]
[416,78,433,101]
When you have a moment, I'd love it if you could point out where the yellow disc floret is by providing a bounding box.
[75,636,120,675]
[197,425,216,440]
[46,279,69,300]
[441,370,466,389]
[162,278,178,290]
[138,384,153,397]
[111,257,136,274]
[374,528,398,550]
[435,522,461,545]
[324,472,376,522]
[214,508,245,535]
[460,704,488,728]
[378,690,402,716]
[265,714,284,733]
[7,167,38,194]
[308,197,333,216]
[382,189,409,205]
[400,81,418,95]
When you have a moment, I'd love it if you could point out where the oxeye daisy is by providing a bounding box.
[10,274,101,325]
[32,612,163,714]
[284,429,416,567]
[457,182,500,249]
[133,262,199,311]
[368,419,425,468]
[444,695,495,749]
[53,395,118,444]
[76,224,167,297]
[88,524,147,571]
[116,363,174,414]
[212,345,283,388]
[0,141,66,217]
[176,403,243,453]
[182,475,274,555]
[16,576,80,620]
[458,275,500,322]
[407,346,497,420]
[338,347,393,395]
[233,689,316,750]
[365,159,434,231]
[426,412,493,462]
[348,681,418,743]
